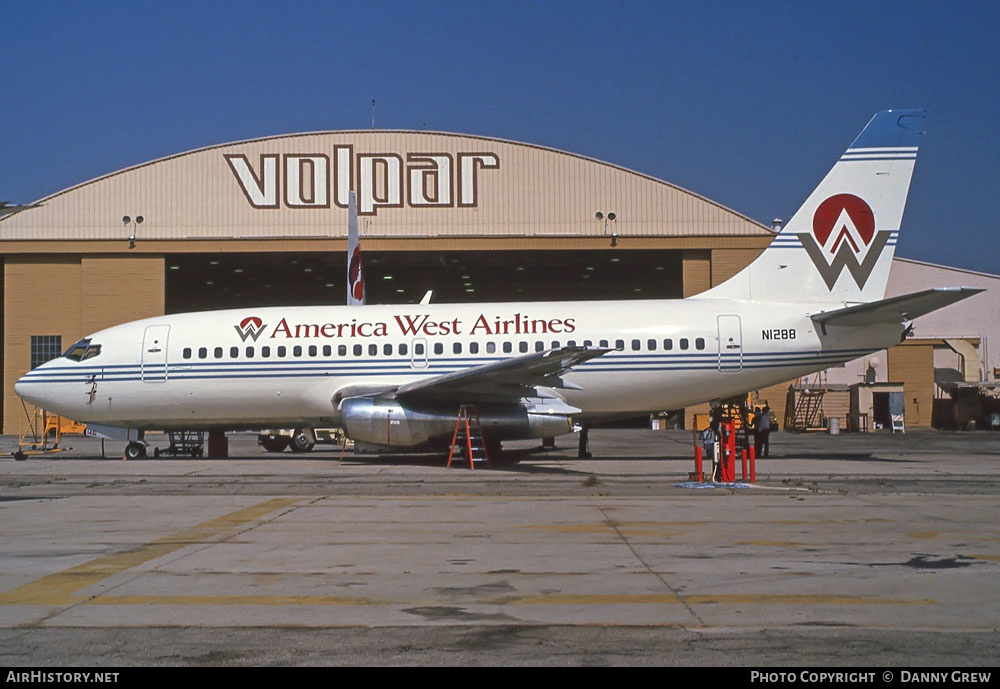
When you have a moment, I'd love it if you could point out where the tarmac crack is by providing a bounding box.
[597,506,706,627]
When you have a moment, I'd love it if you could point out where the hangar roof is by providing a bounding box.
[0,131,771,243]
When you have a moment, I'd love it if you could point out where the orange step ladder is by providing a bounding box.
[447,405,491,469]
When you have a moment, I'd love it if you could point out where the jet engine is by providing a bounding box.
[340,396,572,448]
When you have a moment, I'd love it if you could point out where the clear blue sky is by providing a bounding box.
[2,0,998,274]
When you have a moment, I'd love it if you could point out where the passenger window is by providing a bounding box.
[338,345,346,356]
[198,347,207,359]
[584,340,592,347]
[246,346,254,358]
[600,339,609,348]
[214,347,223,359]
[567,340,576,347]
[230,346,238,358]
[631,339,640,351]
[434,343,443,355]
[470,342,479,354]
[696,337,705,350]
[183,348,191,359]
[535,341,544,352]
[292,346,301,357]
[399,343,408,355]
[664,339,673,351]
[323,345,331,356]
[261,346,271,358]
[647,339,656,351]
[415,342,424,355]
[368,344,377,356]
[353,344,362,356]
[680,338,689,350]
[519,342,528,353]
[615,339,624,351]
[503,342,513,354]
[308,345,317,357]
[486,342,496,354]
[384,344,392,355]
[277,346,287,358]
[453,342,462,354]
[551,341,560,349]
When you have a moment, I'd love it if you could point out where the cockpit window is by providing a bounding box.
[63,338,102,362]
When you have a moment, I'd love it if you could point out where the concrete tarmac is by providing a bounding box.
[0,429,997,666]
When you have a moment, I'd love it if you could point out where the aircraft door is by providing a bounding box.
[717,315,743,372]
[141,325,170,382]
[410,337,428,369]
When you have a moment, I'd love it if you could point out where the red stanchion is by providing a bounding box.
[720,420,735,482]
[749,446,756,483]
[695,445,703,482]
[741,449,748,482]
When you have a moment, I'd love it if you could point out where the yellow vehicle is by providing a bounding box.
[44,414,87,438]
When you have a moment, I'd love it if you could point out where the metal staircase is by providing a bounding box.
[785,372,828,431]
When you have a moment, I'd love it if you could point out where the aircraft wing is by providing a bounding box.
[811,287,984,328]
[394,346,611,401]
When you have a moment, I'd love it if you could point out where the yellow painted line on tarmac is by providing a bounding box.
[0,498,301,606]
[519,522,687,536]
[8,589,939,609]
[507,593,936,606]
[684,594,937,606]
[511,593,682,605]
[90,594,374,606]
[907,531,938,539]
[968,553,1000,561]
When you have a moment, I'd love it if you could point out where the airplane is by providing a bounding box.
[346,191,366,306]
[14,109,983,461]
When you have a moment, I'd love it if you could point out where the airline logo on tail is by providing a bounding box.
[349,248,365,302]
[798,194,892,290]
[234,316,267,342]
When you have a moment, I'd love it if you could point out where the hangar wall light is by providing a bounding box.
[122,214,144,249]
[595,210,618,247]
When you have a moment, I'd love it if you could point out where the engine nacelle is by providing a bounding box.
[340,397,573,448]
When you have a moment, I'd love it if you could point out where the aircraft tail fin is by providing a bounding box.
[700,109,925,304]
[347,190,366,306]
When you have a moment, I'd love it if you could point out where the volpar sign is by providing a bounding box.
[225,147,500,216]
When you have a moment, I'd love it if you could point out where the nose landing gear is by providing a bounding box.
[124,441,147,460]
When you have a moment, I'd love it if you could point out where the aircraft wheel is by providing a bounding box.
[153,447,160,458]
[290,429,315,453]
[260,435,290,453]
[124,442,146,460]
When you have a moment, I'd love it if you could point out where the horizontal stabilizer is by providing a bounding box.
[811,287,984,327]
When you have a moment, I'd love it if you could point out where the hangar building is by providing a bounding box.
[1,130,994,434]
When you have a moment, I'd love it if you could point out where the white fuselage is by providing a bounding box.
[15,297,901,432]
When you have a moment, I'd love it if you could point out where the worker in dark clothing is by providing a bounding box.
[754,405,771,458]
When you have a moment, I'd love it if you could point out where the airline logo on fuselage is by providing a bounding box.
[798,194,891,290]
[232,313,576,341]
[234,316,267,342]
[225,148,500,216]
